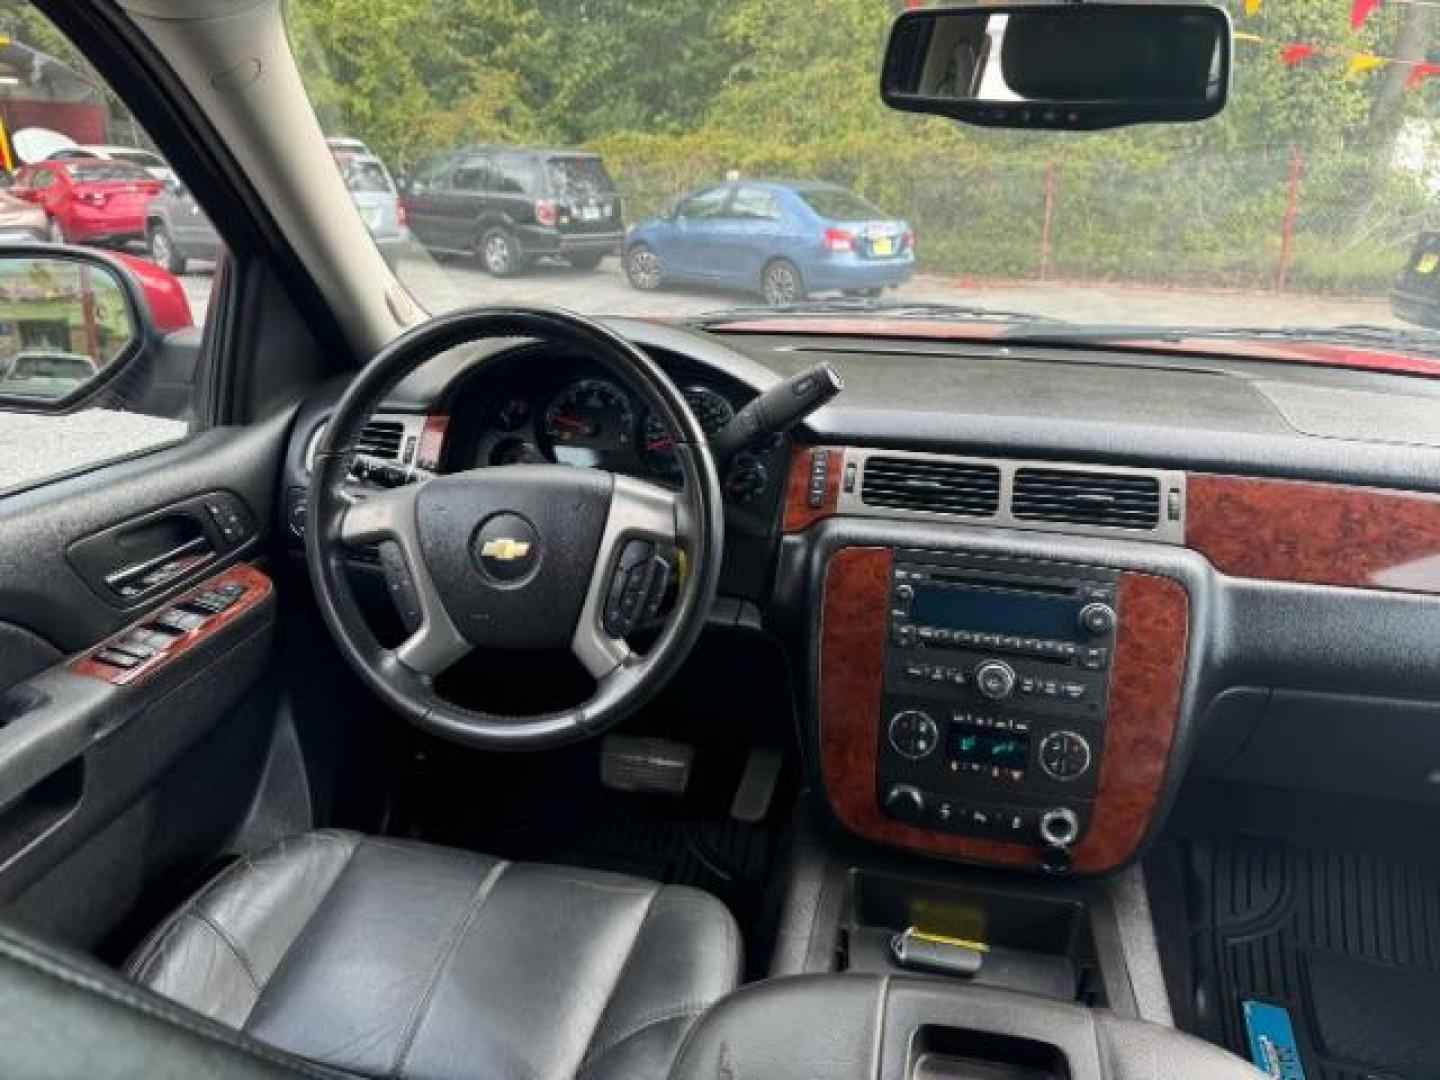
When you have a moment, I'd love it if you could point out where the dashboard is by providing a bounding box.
[283,317,1440,877]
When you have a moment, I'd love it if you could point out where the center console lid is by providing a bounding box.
[668,975,1261,1080]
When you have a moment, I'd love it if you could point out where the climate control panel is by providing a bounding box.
[875,550,1118,860]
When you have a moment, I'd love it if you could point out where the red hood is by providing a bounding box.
[704,316,1440,379]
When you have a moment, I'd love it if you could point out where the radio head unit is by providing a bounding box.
[878,551,1119,864]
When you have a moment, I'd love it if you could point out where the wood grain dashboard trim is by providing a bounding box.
[71,564,273,686]
[1186,472,1440,594]
[817,547,1188,873]
[782,447,842,532]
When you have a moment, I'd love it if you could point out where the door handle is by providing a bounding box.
[103,536,213,592]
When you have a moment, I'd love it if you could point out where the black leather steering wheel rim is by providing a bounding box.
[305,305,724,750]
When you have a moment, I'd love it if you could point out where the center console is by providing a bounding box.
[818,545,1188,875]
[881,551,1119,864]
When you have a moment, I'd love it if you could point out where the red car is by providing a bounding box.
[9,158,162,245]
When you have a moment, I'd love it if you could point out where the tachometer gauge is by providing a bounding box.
[643,387,735,480]
[542,379,634,468]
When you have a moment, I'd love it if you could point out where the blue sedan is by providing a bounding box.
[623,180,914,305]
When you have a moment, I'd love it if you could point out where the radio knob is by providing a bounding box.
[1078,603,1116,636]
[888,710,939,760]
[881,783,926,825]
[974,660,1017,701]
[1039,730,1093,781]
[894,583,915,603]
[1039,807,1081,849]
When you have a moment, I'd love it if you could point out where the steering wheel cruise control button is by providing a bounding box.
[378,541,424,634]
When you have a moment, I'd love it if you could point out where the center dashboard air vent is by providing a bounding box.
[354,420,405,461]
[1011,467,1161,530]
[861,456,1001,517]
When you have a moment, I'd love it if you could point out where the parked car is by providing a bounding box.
[402,145,622,275]
[9,159,162,245]
[332,148,409,267]
[45,145,172,182]
[0,348,98,399]
[0,190,48,242]
[326,136,373,156]
[111,250,195,331]
[624,180,914,305]
[1391,230,1440,327]
[145,174,220,274]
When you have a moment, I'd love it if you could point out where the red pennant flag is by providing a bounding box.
[1280,43,1317,66]
[1351,0,1382,30]
[1408,61,1440,89]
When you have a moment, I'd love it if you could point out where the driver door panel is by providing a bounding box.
[0,417,288,947]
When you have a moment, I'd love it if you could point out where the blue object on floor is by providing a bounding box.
[1242,1000,1308,1080]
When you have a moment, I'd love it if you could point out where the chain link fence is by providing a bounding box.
[606,145,1433,296]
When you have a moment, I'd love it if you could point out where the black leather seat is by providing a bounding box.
[127,830,741,1080]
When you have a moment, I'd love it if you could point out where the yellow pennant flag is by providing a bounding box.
[1244,0,1261,15]
[1347,52,1387,77]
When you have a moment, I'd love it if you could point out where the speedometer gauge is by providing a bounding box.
[643,387,735,480]
[542,379,634,468]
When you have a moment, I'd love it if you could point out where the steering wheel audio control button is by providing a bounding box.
[378,540,424,634]
[604,539,657,636]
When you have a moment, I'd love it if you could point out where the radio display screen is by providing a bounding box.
[910,582,1082,640]
[949,723,1030,771]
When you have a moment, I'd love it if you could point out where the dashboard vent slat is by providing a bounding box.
[861,457,1001,517]
[1012,468,1160,530]
[355,420,405,461]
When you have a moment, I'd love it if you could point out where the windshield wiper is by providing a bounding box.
[1000,321,1440,357]
[694,298,1057,325]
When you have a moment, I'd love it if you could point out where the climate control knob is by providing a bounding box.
[888,710,939,760]
[881,783,926,825]
[974,660,1017,701]
[1039,730,1093,781]
[1078,603,1116,637]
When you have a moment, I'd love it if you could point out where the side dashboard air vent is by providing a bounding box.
[1011,468,1160,530]
[861,456,1001,517]
[355,420,405,461]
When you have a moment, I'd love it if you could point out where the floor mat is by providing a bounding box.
[1175,834,1440,1080]
[395,737,789,978]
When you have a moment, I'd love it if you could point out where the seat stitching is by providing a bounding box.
[391,858,509,1080]
[188,909,263,993]
[575,882,661,1074]
[125,851,257,980]
[238,832,364,1032]
[576,1005,708,1077]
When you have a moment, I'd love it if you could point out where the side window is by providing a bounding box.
[451,158,495,193]
[0,3,227,493]
[731,187,781,222]
[495,156,535,195]
[410,156,454,192]
[678,187,730,220]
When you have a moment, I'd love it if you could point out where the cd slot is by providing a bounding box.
[925,572,1077,598]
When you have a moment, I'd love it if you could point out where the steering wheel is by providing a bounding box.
[305,307,724,750]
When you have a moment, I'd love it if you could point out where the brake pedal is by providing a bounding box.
[731,745,782,823]
[600,736,693,796]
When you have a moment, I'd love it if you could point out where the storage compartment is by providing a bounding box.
[910,1026,1071,1080]
[841,868,1105,1005]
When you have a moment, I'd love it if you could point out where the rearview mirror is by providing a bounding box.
[881,3,1231,131]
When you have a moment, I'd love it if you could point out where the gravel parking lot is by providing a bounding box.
[177,252,1406,331]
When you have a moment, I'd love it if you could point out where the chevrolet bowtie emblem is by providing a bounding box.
[480,537,532,561]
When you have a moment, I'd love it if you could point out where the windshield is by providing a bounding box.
[63,162,151,183]
[287,1,1440,362]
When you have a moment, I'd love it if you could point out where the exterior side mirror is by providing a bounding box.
[0,246,186,411]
